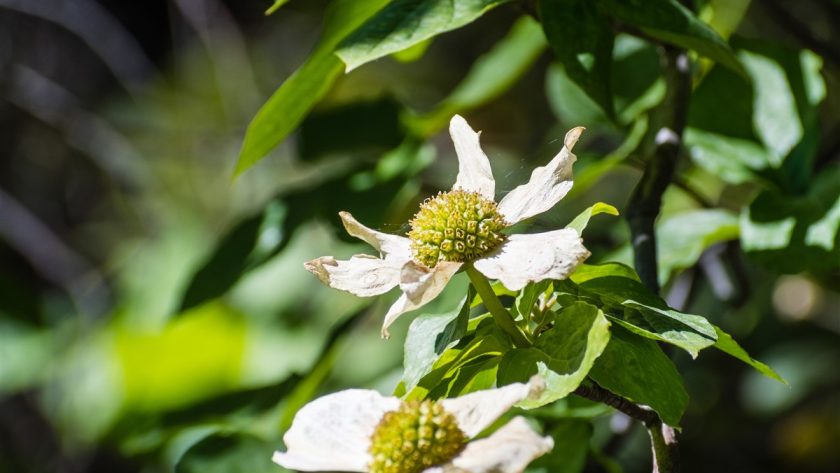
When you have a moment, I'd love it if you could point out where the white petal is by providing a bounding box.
[380,260,462,338]
[440,378,541,438]
[498,127,584,224]
[442,417,554,473]
[450,115,495,200]
[473,229,590,291]
[273,389,400,472]
[339,211,412,263]
[304,255,402,297]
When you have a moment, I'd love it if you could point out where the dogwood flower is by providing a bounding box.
[273,379,552,473]
[305,115,590,337]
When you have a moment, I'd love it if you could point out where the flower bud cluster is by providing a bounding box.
[368,400,466,473]
[408,190,506,267]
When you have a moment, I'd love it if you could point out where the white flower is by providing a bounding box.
[273,379,552,473]
[305,115,590,337]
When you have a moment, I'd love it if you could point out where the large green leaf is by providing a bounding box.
[590,325,688,426]
[740,50,802,167]
[712,325,785,383]
[235,0,389,174]
[657,209,740,282]
[598,0,745,75]
[541,0,615,118]
[571,267,718,357]
[736,41,826,193]
[336,0,510,72]
[498,302,611,408]
[408,15,547,136]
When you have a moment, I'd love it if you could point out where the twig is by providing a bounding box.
[625,45,691,295]
[575,380,679,473]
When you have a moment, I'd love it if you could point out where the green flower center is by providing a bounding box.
[408,190,507,267]
[369,400,466,473]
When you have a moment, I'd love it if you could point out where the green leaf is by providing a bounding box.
[740,166,840,273]
[572,271,717,357]
[514,280,550,321]
[712,325,785,383]
[498,302,611,408]
[336,0,510,72]
[265,0,292,15]
[408,15,547,136]
[174,431,277,473]
[403,292,472,391]
[407,317,510,400]
[740,50,802,167]
[529,420,593,473]
[657,209,740,282]
[567,202,620,235]
[235,0,389,174]
[684,128,772,185]
[541,0,615,118]
[734,42,827,192]
[571,262,641,284]
[598,0,745,76]
[590,325,689,426]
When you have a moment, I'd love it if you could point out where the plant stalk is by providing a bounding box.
[464,264,531,348]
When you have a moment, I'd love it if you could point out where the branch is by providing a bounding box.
[575,380,679,473]
[625,45,691,294]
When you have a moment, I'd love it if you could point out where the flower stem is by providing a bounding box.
[464,264,531,348]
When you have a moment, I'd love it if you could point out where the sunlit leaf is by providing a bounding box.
[740,50,802,167]
[684,128,772,185]
[336,0,510,72]
[403,286,472,391]
[498,302,611,408]
[740,166,840,272]
[657,209,740,282]
[236,0,390,174]
[571,269,717,357]
[567,202,619,235]
[590,325,688,426]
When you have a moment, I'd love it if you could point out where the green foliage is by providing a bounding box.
[7,0,835,471]
[541,0,615,119]
[407,16,547,136]
[235,0,390,174]
[590,325,688,426]
[335,0,511,71]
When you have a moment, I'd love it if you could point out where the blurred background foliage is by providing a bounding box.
[0,0,838,472]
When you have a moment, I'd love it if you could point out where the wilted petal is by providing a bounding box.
[273,389,400,472]
[339,211,412,263]
[440,417,554,473]
[304,255,403,297]
[380,260,462,338]
[439,379,540,438]
[473,229,590,291]
[498,127,584,224]
[450,115,495,200]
